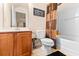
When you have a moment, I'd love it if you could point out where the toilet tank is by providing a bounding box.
[36,30,46,39]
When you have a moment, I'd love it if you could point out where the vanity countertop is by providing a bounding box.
[0,27,32,32]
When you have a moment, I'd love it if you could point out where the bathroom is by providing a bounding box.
[0,2,79,56]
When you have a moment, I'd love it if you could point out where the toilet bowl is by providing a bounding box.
[40,38,54,54]
[36,31,54,55]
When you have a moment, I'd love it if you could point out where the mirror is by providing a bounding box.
[11,3,28,27]
[16,12,26,27]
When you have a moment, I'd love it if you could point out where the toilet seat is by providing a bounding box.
[40,38,54,46]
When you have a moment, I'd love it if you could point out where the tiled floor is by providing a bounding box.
[32,46,59,56]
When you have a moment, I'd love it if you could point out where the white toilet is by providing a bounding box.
[36,31,54,55]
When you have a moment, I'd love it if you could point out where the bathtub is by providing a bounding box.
[58,37,79,56]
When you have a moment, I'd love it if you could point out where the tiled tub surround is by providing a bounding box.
[57,4,79,56]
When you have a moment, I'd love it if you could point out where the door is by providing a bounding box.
[15,32,32,56]
[0,33,14,56]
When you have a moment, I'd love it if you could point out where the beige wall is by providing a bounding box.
[14,3,47,38]
[28,3,47,38]
[0,4,3,28]
[0,3,47,38]
[3,3,11,28]
[0,3,12,28]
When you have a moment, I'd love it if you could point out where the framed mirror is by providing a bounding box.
[16,12,26,27]
[11,4,27,27]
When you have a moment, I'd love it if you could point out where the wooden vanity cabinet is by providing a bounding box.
[14,32,32,56]
[0,33,14,56]
[0,31,32,56]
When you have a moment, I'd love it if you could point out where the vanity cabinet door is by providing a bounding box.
[0,33,14,56]
[15,32,32,56]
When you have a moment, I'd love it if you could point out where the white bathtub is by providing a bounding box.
[58,37,79,56]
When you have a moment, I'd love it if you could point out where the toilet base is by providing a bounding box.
[32,45,53,56]
[32,45,47,56]
[44,45,53,55]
